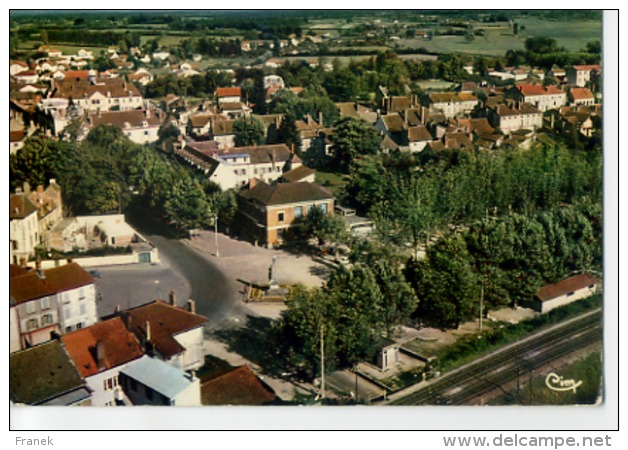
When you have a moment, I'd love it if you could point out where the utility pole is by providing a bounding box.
[320,324,325,400]
[479,280,484,332]
[214,215,219,257]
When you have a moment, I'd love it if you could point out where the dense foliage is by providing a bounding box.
[9,129,235,235]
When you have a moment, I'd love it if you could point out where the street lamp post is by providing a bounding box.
[214,215,219,257]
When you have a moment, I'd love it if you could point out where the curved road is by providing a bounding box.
[128,208,243,330]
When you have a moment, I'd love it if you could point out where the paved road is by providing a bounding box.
[126,207,246,330]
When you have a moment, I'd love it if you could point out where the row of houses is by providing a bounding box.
[9,260,279,407]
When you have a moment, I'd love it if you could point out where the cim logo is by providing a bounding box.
[545,372,583,393]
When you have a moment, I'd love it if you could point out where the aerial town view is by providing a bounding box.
[9,10,604,409]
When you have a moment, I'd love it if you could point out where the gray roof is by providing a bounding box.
[120,355,195,399]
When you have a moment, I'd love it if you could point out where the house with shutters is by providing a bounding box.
[87,108,164,144]
[9,262,98,351]
[62,317,144,406]
[511,84,567,112]
[566,65,602,87]
[176,141,302,190]
[49,77,143,112]
[426,92,478,118]
[569,87,595,107]
[488,102,543,134]
[10,191,40,265]
[236,179,335,248]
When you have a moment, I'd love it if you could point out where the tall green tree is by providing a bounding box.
[276,113,302,151]
[330,117,382,173]
[233,115,266,147]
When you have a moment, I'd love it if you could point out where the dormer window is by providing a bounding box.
[142,121,148,127]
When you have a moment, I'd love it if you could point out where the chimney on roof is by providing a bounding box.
[306,114,312,125]
[23,182,31,194]
[318,111,323,127]
[421,106,426,125]
[96,340,106,370]
[145,321,151,342]
[169,290,177,307]
[187,299,196,314]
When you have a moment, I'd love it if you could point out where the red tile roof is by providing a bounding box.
[9,264,31,279]
[570,87,594,100]
[517,84,564,97]
[62,317,144,378]
[122,300,208,359]
[215,87,241,98]
[200,365,277,405]
[516,84,547,96]
[572,65,601,72]
[62,70,91,80]
[10,263,95,304]
[52,78,141,100]
[10,130,26,143]
[536,274,600,302]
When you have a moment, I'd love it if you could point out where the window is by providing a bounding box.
[12,240,18,250]
[294,206,303,219]
[41,314,53,326]
[64,307,71,320]
[566,291,575,297]
[26,318,39,330]
[65,326,73,333]
[26,302,36,314]
[277,212,285,222]
[319,203,328,214]
[79,288,85,300]
[103,376,119,391]
[80,303,86,316]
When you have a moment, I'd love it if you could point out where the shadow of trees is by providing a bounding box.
[213,315,288,377]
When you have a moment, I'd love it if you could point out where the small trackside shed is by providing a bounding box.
[534,274,600,314]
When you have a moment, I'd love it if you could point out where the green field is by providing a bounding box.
[396,19,601,56]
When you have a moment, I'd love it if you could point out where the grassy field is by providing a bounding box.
[396,19,601,56]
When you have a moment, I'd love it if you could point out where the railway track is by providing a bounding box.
[388,309,602,405]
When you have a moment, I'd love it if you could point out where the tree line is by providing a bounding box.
[9,127,235,237]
